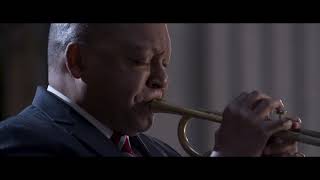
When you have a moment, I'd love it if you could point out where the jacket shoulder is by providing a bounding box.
[0,106,79,156]
[0,105,64,138]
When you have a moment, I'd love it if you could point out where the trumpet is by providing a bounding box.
[150,99,320,156]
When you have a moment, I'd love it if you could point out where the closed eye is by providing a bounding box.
[129,58,150,66]
[162,59,169,68]
[163,63,168,68]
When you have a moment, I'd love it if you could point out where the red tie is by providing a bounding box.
[110,132,135,156]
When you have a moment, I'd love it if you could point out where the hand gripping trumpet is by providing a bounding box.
[150,99,320,156]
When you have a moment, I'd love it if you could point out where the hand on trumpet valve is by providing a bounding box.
[263,112,303,157]
[213,90,302,157]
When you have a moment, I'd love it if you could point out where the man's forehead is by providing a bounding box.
[91,24,171,52]
[92,23,169,40]
[95,23,168,31]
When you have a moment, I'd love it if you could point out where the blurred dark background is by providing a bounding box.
[1,23,320,156]
[0,24,49,119]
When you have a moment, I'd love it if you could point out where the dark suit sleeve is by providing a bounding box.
[0,117,75,156]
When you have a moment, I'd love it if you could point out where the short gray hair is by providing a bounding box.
[47,23,90,72]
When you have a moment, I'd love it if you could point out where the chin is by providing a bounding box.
[133,115,154,133]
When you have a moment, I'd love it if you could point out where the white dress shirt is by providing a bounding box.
[47,85,113,139]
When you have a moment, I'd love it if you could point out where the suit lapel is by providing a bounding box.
[132,134,168,157]
[71,119,122,156]
[32,86,170,157]
[32,86,123,157]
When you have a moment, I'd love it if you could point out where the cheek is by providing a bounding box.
[119,72,149,101]
[85,58,149,104]
[93,70,148,103]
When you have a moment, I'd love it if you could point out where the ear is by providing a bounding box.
[65,43,84,79]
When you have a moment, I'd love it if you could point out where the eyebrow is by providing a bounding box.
[154,50,165,57]
[128,44,167,56]
[133,44,166,55]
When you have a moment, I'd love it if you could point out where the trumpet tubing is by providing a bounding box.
[150,99,320,156]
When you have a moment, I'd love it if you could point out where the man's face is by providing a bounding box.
[81,24,171,135]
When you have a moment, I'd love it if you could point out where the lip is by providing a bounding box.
[143,93,162,113]
[133,90,164,115]
[134,102,154,117]
[143,91,163,103]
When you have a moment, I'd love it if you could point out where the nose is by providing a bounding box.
[147,65,168,90]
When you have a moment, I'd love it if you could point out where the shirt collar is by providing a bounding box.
[47,85,113,139]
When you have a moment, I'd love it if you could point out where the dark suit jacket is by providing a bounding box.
[0,86,181,157]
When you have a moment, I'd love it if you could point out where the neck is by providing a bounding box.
[80,101,138,136]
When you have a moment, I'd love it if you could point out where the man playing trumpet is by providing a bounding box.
[0,23,302,157]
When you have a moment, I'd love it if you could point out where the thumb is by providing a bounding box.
[264,119,293,136]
